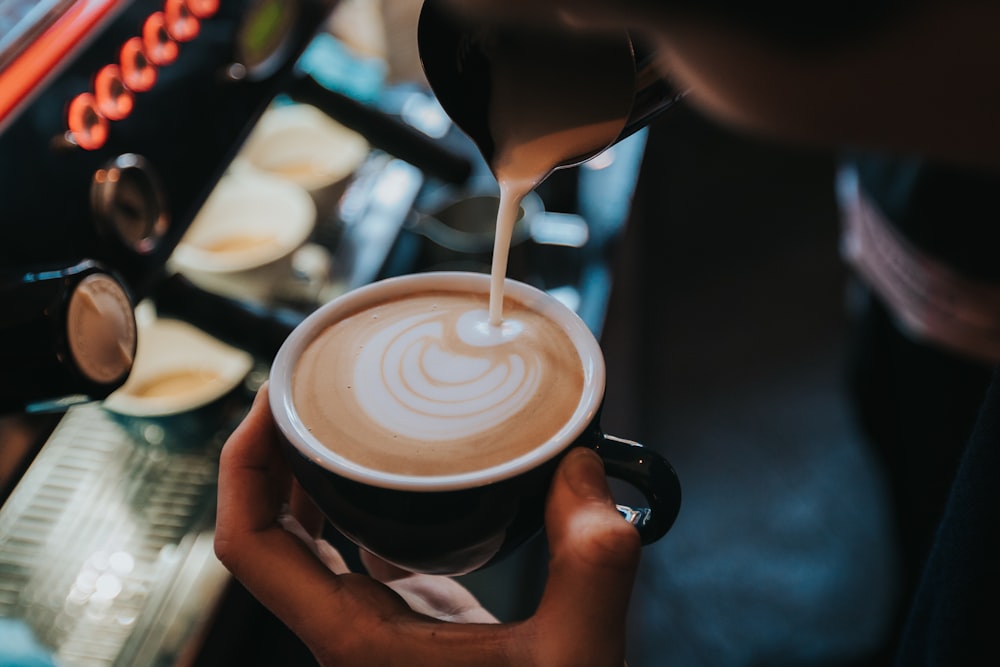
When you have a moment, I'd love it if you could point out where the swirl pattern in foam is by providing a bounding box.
[293,291,585,476]
[355,308,538,441]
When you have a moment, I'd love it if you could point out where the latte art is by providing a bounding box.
[293,291,585,476]
[355,309,539,441]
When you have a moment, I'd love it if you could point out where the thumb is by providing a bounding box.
[533,447,641,666]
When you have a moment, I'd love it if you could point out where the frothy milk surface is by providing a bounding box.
[293,290,585,476]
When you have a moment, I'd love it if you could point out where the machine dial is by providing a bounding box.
[0,261,137,413]
[91,154,170,256]
[66,272,136,386]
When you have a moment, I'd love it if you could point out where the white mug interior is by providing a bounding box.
[269,271,606,491]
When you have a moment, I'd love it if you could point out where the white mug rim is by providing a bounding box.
[269,271,606,491]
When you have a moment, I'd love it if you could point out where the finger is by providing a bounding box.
[216,385,289,535]
[360,551,498,623]
[276,513,351,575]
[385,576,500,623]
[214,386,352,637]
[290,479,325,539]
[315,539,352,575]
[360,549,412,582]
[533,448,641,666]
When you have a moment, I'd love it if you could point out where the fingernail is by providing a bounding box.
[564,448,611,501]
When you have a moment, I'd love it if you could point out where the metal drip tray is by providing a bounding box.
[0,404,231,667]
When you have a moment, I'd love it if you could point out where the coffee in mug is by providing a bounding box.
[270,271,680,575]
[293,290,584,477]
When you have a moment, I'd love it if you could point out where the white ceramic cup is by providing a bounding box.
[169,170,316,302]
[234,102,369,213]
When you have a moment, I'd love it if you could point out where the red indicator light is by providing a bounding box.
[68,93,109,150]
[94,65,134,120]
[184,0,219,19]
[120,37,157,92]
[142,12,179,66]
[165,0,200,42]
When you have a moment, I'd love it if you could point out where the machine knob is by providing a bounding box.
[0,260,137,413]
[91,154,169,256]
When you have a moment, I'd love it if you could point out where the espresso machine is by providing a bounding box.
[0,1,651,663]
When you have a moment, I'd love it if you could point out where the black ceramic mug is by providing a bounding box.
[269,272,680,575]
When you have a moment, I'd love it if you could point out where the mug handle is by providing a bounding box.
[590,434,682,545]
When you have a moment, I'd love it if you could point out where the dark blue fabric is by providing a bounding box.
[897,366,1000,665]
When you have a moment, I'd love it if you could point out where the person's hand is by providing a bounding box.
[215,385,642,666]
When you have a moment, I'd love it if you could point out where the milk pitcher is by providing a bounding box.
[417,0,685,173]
